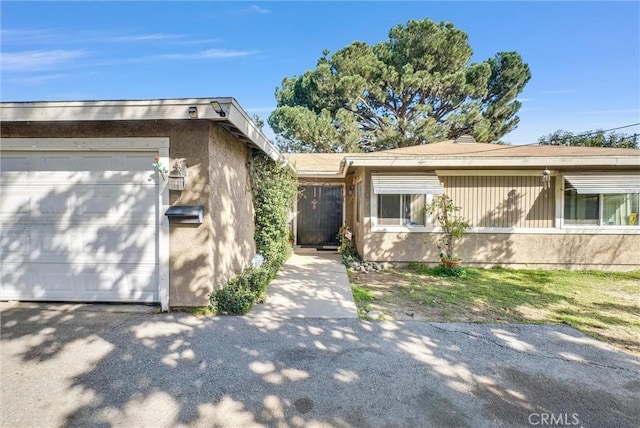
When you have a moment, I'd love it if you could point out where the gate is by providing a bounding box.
[297,186,343,248]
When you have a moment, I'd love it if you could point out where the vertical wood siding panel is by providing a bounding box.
[506,176,510,227]
[439,173,555,230]
[487,177,496,227]
[520,176,527,228]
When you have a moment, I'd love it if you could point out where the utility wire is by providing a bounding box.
[539,122,640,144]
[418,122,640,156]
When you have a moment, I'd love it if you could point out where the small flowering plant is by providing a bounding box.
[152,156,169,179]
[251,253,265,269]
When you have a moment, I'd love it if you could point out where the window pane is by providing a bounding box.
[403,194,425,226]
[603,193,639,226]
[378,194,401,225]
[564,188,598,225]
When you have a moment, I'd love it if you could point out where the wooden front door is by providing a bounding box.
[297,186,343,247]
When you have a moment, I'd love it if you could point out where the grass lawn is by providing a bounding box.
[350,265,640,356]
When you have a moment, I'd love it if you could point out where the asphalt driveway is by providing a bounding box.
[1,303,639,428]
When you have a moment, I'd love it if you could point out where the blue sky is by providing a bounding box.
[2,1,639,145]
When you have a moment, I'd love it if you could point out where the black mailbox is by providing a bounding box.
[165,205,204,224]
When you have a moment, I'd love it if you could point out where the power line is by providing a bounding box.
[436,122,640,156]
[540,122,640,144]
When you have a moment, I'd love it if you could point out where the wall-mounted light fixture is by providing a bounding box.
[542,168,551,190]
[348,185,355,196]
[210,101,226,117]
[188,106,198,119]
[168,159,188,191]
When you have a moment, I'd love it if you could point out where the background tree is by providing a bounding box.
[269,18,531,153]
[251,113,265,130]
[538,129,638,149]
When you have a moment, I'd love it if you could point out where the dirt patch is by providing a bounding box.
[351,271,508,323]
[350,268,640,357]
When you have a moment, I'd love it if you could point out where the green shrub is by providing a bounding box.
[211,280,254,315]
[209,150,297,315]
[338,225,360,265]
[340,245,360,266]
[430,264,465,277]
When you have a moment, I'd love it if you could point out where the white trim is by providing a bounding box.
[343,156,640,168]
[158,147,170,312]
[555,175,563,228]
[0,98,284,164]
[0,137,170,151]
[371,226,640,235]
[0,137,170,309]
[1,98,228,122]
[436,169,559,177]
[560,175,640,230]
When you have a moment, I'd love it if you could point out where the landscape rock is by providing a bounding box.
[367,310,382,319]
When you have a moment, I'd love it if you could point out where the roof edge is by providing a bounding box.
[0,97,288,165]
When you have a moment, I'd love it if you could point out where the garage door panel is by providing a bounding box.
[0,150,160,304]
[1,262,158,302]
[0,231,30,258]
[0,184,157,224]
[1,224,157,264]
[1,171,158,186]
[0,155,30,171]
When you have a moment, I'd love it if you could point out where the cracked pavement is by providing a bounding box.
[1,303,639,427]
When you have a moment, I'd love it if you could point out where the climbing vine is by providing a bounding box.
[210,150,297,314]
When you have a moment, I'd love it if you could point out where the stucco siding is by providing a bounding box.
[364,231,640,270]
[208,126,255,293]
[353,168,367,256]
[1,120,256,306]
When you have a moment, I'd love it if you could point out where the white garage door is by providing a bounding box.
[0,151,159,303]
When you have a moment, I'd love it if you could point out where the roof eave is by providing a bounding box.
[342,156,640,168]
[0,98,286,164]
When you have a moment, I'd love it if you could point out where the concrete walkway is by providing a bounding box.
[248,251,358,320]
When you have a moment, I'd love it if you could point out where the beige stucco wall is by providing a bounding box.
[364,231,640,270]
[207,126,255,294]
[1,120,256,306]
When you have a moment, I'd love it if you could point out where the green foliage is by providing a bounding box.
[408,262,466,277]
[210,150,297,315]
[211,277,256,315]
[250,151,298,267]
[429,264,465,277]
[538,129,638,149]
[351,284,375,303]
[337,225,360,265]
[251,113,265,130]
[269,17,530,152]
[340,246,360,266]
[426,194,470,261]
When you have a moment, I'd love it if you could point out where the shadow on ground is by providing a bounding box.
[1,303,639,427]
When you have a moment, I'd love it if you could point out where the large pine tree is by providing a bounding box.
[269,18,531,153]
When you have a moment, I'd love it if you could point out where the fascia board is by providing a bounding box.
[343,156,640,168]
[226,99,285,164]
[0,98,288,165]
[0,98,232,121]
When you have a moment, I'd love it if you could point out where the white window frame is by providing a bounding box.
[371,190,437,232]
[369,171,640,235]
[560,178,640,232]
